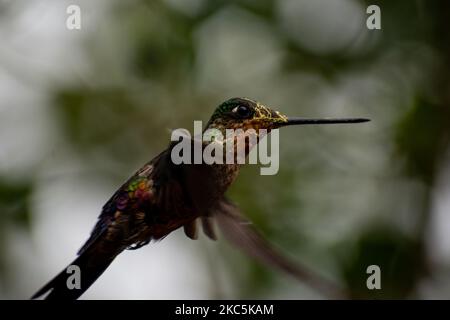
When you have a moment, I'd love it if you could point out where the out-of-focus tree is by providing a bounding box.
[1,0,450,299]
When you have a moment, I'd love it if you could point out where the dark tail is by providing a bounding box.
[31,247,121,300]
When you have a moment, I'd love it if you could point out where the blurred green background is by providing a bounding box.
[1,0,450,299]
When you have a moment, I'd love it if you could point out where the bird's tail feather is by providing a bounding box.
[31,246,121,300]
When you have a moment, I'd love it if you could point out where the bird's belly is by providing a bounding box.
[211,164,240,194]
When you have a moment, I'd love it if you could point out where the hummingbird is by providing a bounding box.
[32,97,369,300]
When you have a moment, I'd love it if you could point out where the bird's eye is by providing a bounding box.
[232,105,252,118]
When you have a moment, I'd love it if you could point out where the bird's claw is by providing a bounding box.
[127,240,150,250]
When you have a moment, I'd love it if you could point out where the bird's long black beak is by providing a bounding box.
[280,117,370,127]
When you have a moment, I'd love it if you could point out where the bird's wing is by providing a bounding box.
[78,148,188,254]
[33,148,193,300]
[214,198,346,298]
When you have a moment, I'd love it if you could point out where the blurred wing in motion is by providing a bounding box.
[214,199,346,299]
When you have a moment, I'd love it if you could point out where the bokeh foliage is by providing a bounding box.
[1,0,450,299]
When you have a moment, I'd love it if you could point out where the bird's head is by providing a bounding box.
[205,97,369,133]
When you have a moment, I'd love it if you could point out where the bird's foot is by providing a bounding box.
[127,240,150,250]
